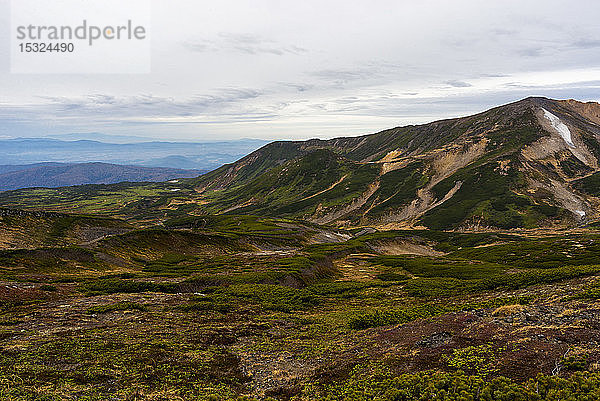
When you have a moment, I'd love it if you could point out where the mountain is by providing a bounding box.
[190,97,600,230]
[3,98,600,399]
[0,138,270,170]
[0,162,204,191]
[2,97,599,231]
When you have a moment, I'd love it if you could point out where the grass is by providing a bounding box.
[0,247,102,276]
[200,149,381,218]
[574,171,600,196]
[2,105,600,399]
[207,284,318,312]
[0,331,249,400]
[450,235,600,268]
[2,206,600,399]
[181,282,378,314]
[372,255,505,280]
[404,264,600,297]
[366,161,427,217]
[87,301,148,314]
[571,282,600,300]
[80,278,176,296]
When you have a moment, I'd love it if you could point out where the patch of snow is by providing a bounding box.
[542,108,575,148]
[170,189,181,192]
[575,210,586,217]
[168,180,179,183]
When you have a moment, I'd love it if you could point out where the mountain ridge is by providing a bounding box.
[191,97,600,230]
[1,97,599,231]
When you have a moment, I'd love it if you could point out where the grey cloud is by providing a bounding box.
[570,39,600,49]
[444,80,472,88]
[517,47,544,57]
[181,41,213,52]
[310,68,380,88]
[490,28,518,36]
[478,73,510,78]
[2,1,600,141]
[8,89,265,124]
[183,33,307,56]
[277,83,315,93]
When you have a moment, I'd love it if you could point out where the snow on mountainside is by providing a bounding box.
[542,108,575,148]
[188,97,600,230]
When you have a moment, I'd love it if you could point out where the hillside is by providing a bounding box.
[1,98,600,399]
[2,97,600,231]
[0,162,204,191]
[1,208,600,399]
[192,97,600,230]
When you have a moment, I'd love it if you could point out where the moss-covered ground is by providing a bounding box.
[0,213,600,399]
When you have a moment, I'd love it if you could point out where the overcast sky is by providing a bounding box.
[1,0,599,141]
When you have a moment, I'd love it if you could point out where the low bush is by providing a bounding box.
[300,363,600,400]
[347,304,448,330]
[404,265,600,297]
[444,343,502,377]
[572,282,600,300]
[373,255,504,280]
[181,283,319,313]
[375,271,411,282]
[348,296,532,330]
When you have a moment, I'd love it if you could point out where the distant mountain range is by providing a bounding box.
[0,162,204,191]
[0,138,270,170]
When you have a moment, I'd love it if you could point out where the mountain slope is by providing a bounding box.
[1,97,599,230]
[192,97,600,229]
[0,162,204,191]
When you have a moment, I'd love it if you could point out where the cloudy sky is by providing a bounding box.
[1,0,600,141]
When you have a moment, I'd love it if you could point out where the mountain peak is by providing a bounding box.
[187,98,600,230]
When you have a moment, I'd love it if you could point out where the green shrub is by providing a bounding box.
[347,304,448,330]
[405,265,600,297]
[348,296,532,330]
[562,353,589,371]
[373,255,504,280]
[300,363,600,400]
[224,284,318,312]
[307,281,370,296]
[444,343,502,377]
[375,271,411,282]
[181,283,319,313]
[572,282,600,300]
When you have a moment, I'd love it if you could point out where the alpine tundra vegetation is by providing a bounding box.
[1,98,600,400]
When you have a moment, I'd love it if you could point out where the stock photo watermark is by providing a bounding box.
[11,0,151,74]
